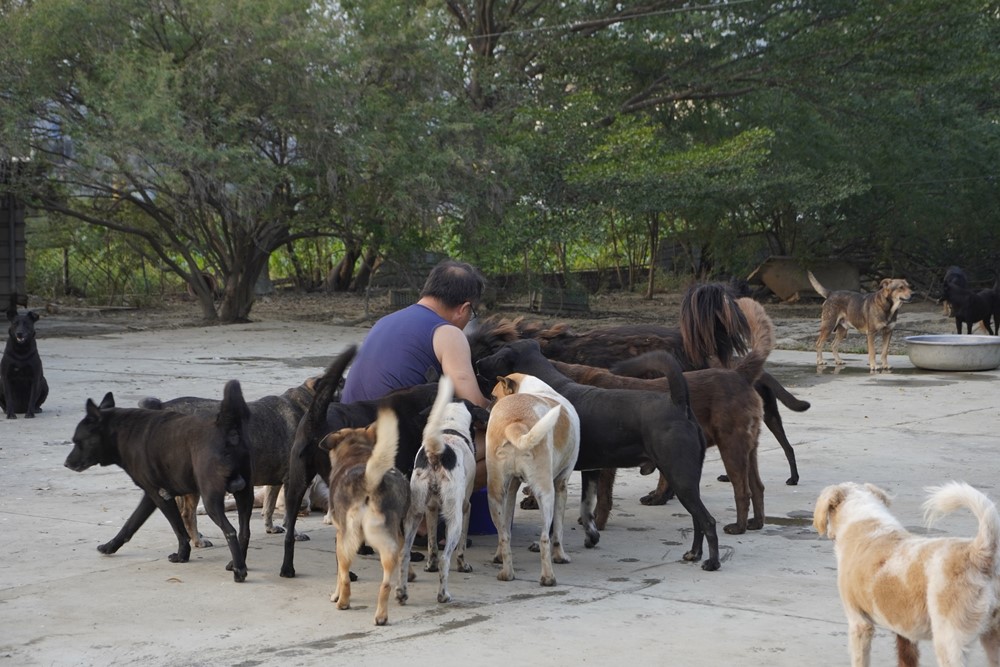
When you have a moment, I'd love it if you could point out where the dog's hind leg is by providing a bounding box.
[177,493,212,548]
[332,532,355,610]
[202,489,248,582]
[717,445,750,535]
[579,470,601,548]
[366,530,403,625]
[594,468,616,528]
[979,622,1000,667]
[877,329,893,371]
[746,446,765,531]
[488,476,519,581]
[755,378,801,485]
[262,485,283,534]
[551,473,571,566]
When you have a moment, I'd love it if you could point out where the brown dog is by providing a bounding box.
[814,481,1000,666]
[808,271,913,372]
[320,407,409,626]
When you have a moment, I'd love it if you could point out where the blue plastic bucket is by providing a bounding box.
[468,488,497,535]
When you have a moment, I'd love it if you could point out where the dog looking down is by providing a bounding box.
[320,407,409,626]
[397,376,490,604]
[487,372,580,587]
[64,380,254,582]
[814,481,1000,666]
[2,303,49,419]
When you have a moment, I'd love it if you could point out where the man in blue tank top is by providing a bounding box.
[342,259,491,485]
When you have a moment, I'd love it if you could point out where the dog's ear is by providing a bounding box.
[318,432,340,452]
[85,398,102,421]
[813,485,847,538]
[493,375,518,398]
[364,422,378,441]
[879,278,893,290]
[864,483,891,507]
[99,392,115,410]
[28,311,39,323]
[466,402,491,429]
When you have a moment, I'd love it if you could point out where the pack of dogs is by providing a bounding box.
[6,269,990,655]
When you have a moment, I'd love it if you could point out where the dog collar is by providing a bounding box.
[442,428,475,453]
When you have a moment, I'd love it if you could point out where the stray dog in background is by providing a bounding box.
[397,377,490,604]
[2,300,49,419]
[941,266,969,316]
[808,271,913,372]
[320,407,409,626]
[139,375,320,544]
[814,481,1000,666]
[64,381,254,582]
[939,269,1000,335]
[487,372,580,587]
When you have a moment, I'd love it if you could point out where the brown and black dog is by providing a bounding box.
[808,271,913,372]
[475,338,720,571]
[2,301,49,419]
[553,296,773,535]
[320,407,409,626]
[279,347,440,579]
[64,380,254,582]
[139,375,320,544]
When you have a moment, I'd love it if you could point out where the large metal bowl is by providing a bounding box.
[905,335,1000,371]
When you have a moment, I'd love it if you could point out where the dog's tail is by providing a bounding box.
[679,282,749,369]
[506,404,561,452]
[421,375,455,463]
[298,345,358,455]
[138,396,163,410]
[732,297,775,385]
[806,271,830,299]
[365,407,400,495]
[217,379,251,493]
[924,481,1000,575]
[755,373,811,412]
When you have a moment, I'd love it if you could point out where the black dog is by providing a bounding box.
[941,278,999,335]
[279,346,441,578]
[475,338,720,571]
[139,375,319,541]
[2,306,49,419]
[64,380,254,582]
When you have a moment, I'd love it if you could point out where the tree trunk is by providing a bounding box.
[352,247,380,292]
[645,212,661,300]
[326,245,361,292]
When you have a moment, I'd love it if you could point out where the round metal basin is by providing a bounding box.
[905,334,1000,371]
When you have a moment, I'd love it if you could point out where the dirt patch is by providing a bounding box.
[34,288,955,355]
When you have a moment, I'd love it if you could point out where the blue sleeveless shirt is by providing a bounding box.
[341,304,447,403]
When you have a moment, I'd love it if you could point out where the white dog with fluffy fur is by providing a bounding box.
[814,481,1000,667]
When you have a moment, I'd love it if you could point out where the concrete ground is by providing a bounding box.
[2,317,999,666]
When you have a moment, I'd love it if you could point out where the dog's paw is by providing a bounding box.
[717,474,730,483]
[266,525,285,535]
[527,541,540,553]
[539,574,556,587]
[701,558,721,572]
[437,591,452,604]
[519,496,539,510]
[497,569,515,582]
[396,588,408,604]
[24,412,35,419]
[682,549,702,563]
[5,413,16,420]
[553,554,571,565]
[231,567,247,583]
[170,551,191,563]
[374,614,388,626]
[723,523,746,535]
[786,476,799,486]
[294,532,311,542]
[584,525,600,549]
[280,565,296,578]
[457,562,473,573]
[747,518,764,530]
[639,491,671,506]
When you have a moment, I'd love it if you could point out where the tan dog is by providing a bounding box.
[319,408,409,626]
[814,481,1000,666]
[487,372,580,586]
[808,271,913,372]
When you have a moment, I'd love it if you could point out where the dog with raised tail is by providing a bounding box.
[397,376,491,604]
[487,372,580,586]
[320,406,409,626]
[808,271,913,372]
[814,481,1000,666]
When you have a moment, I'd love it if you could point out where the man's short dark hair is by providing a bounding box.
[421,260,486,308]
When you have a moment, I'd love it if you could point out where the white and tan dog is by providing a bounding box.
[487,372,580,586]
[397,376,491,604]
[814,481,1000,667]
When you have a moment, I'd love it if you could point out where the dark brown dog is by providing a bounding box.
[320,407,409,626]
[476,338,720,571]
[555,296,772,535]
[139,376,319,544]
[64,380,254,582]
[2,303,49,419]
[808,271,913,372]
[279,347,440,579]
[466,289,808,486]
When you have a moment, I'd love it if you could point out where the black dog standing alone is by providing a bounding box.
[1,303,49,419]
